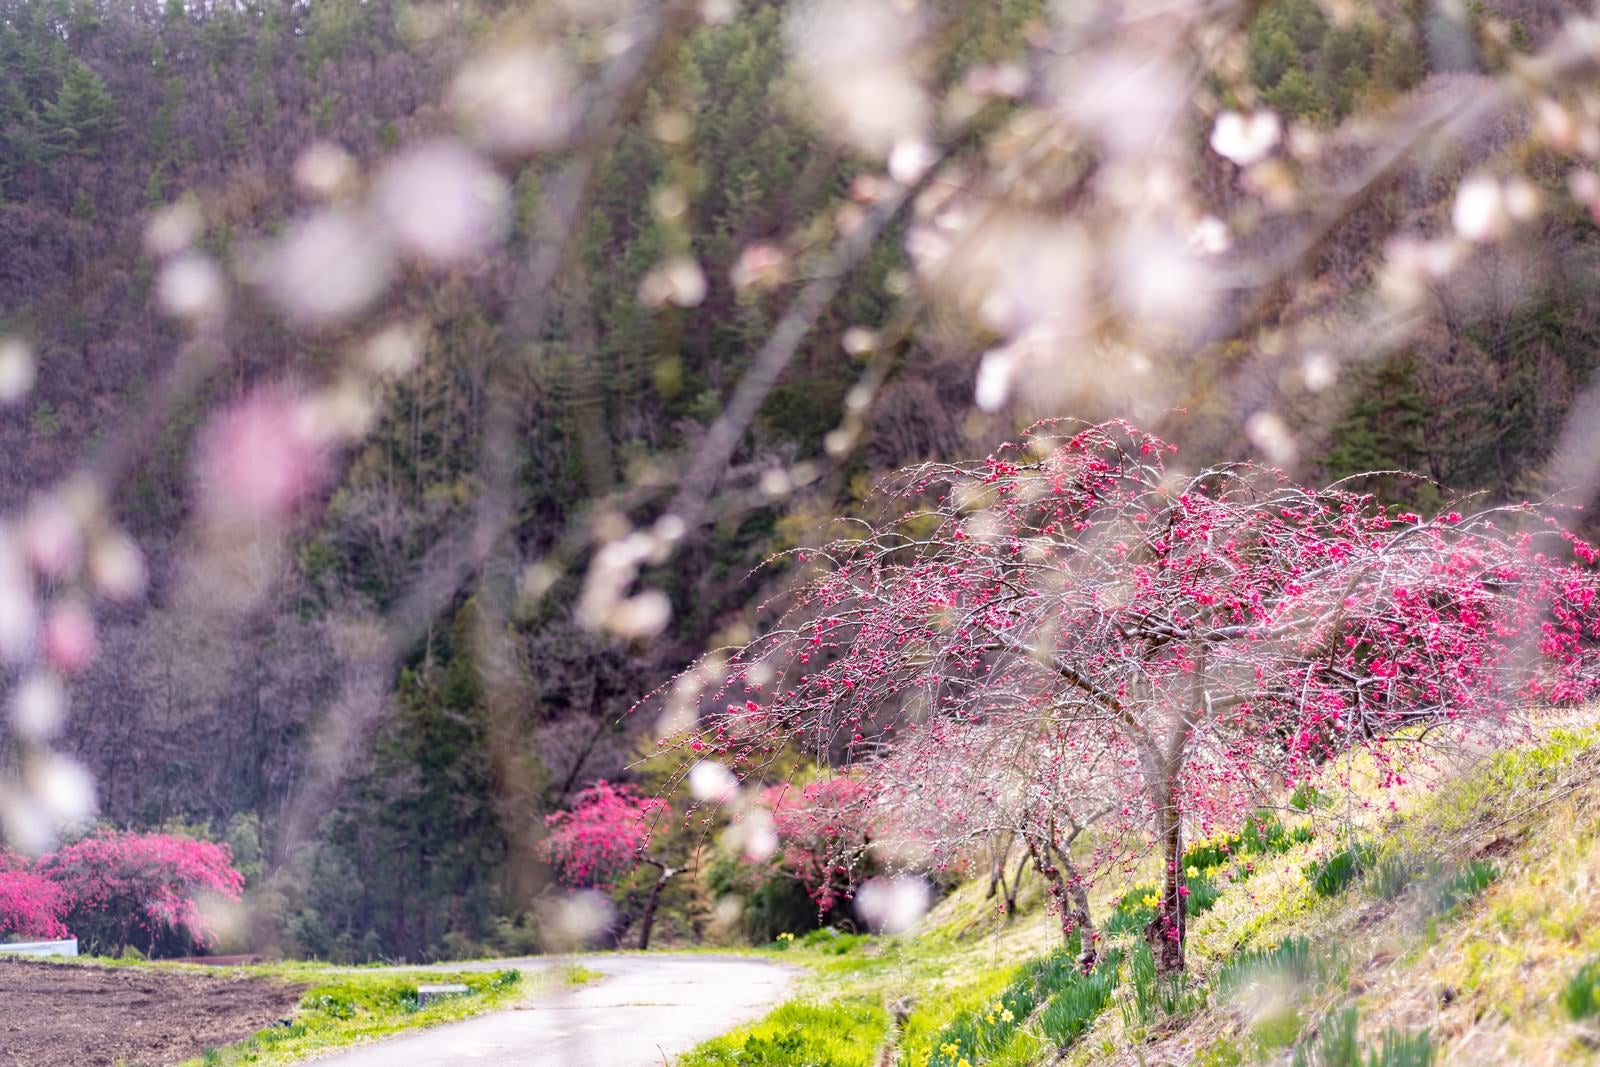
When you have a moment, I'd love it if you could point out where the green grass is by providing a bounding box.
[677,998,890,1067]
[899,961,1024,1066]
[177,963,592,1067]
[1212,935,1318,1000]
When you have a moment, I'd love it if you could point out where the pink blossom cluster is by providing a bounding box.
[0,854,69,940]
[539,780,664,889]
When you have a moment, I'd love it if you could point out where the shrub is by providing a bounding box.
[36,830,244,956]
[538,780,662,890]
[0,862,70,940]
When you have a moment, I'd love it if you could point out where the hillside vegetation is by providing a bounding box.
[682,715,1600,1065]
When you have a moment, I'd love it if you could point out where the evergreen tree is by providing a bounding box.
[44,58,122,158]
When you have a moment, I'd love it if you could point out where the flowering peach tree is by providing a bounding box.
[34,831,244,957]
[0,851,69,940]
[762,777,872,915]
[540,779,684,949]
[668,421,1600,971]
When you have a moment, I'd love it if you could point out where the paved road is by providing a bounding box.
[314,954,798,1067]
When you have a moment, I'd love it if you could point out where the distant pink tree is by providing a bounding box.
[763,778,871,913]
[540,780,679,950]
[667,420,1600,972]
[36,831,244,957]
[0,851,69,940]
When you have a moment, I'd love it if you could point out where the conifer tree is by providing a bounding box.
[44,58,122,159]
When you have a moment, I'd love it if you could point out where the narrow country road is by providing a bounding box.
[313,954,798,1066]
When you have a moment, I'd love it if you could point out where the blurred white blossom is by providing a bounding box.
[855,875,931,934]
[789,0,929,158]
[157,253,227,321]
[373,141,510,264]
[259,209,396,327]
[10,673,64,741]
[1210,110,1282,166]
[0,338,35,404]
[689,759,740,804]
[640,256,708,308]
[449,44,575,156]
[293,142,358,200]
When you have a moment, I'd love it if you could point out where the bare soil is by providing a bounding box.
[0,958,303,1067]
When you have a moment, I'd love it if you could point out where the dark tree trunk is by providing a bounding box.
[1003,850,1029,919]
[636,860,679,951]
[1026,835,1097,971]
[1145,802,1186,974]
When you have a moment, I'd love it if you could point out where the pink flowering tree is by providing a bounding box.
[35,831,245,957]
[864,719,1135,966]
[665,421,1600,972]
[0,851,70,941]
[539,780,682,950]
[761,778,872,916]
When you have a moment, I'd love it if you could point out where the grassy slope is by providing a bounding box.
[685,716,1600,1065]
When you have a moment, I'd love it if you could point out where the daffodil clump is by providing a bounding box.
[923,986,1035,1065]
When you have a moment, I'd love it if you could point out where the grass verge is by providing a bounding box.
[177,961,595,1067]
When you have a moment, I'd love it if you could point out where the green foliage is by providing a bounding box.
[1213,936,1318,1000]
[1292,1005,1435,1067]
[44,58,122,157]
[1562,956,1600,1020]
[1309,842,1377,898]
[1104,873,1225,936]
[1122,940,1206,1028]
[798,927,869,954]
[925,957,1051,1067]
[1245,0,1383,121]
[1365,854,1414,902]
[1431,860,1498,915]
[1295,1005,1360,1067]
[899,963,1021,1066]
[679,999,889,1067]
[1037,950,1122,1049]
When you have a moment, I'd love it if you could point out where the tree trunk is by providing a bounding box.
[1026,836,1097,970]
[1003,851,1029,919]
[636,863,678,951]
[1145,801,1186,974]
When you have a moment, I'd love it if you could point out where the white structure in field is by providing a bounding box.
[0,938,78,957]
